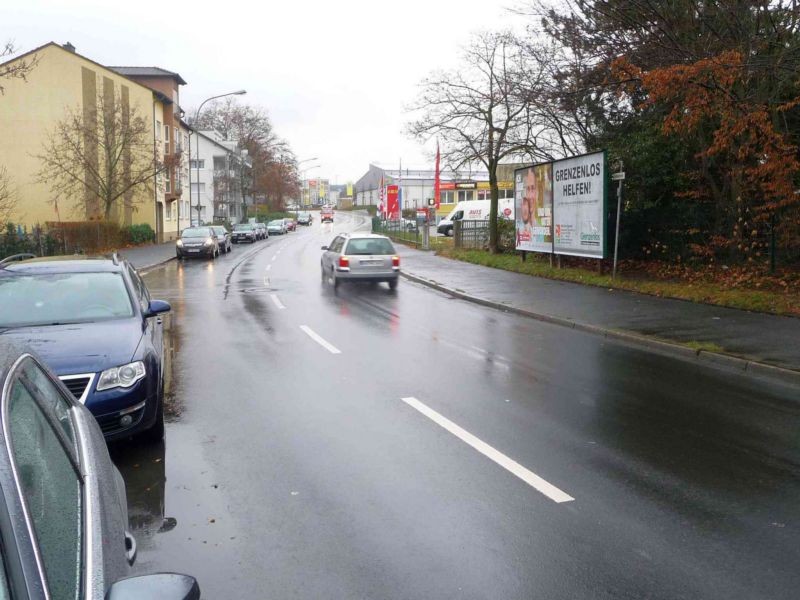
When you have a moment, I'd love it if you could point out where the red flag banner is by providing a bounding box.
[386,185,399,219]
[433,142,441,209]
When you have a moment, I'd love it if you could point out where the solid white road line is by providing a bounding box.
[400,396,574,504]
[300,325,342,354]
[270,294,285,309]
[265,264,272,272]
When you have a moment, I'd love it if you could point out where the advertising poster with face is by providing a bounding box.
[552,151,606,258]
[515,162,553,253]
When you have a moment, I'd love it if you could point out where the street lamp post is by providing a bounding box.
[190,90,246,227]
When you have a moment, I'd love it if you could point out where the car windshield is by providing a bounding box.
[345,238,395,255]
[0,271,134,327]
[212,227,227,235]
[234,224,253,231]
[269,220,283,226]
[182,228,210,238]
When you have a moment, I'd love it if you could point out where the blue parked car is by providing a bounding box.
[0,255,170,442]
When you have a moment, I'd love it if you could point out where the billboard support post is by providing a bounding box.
[611,163,625,280]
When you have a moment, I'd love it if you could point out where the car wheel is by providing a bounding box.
[333,270,340,291]
[142,397,165,442]
[389,279,398,291]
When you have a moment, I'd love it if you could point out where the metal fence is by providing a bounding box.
[454,220,490,249]
[371,218,423,247]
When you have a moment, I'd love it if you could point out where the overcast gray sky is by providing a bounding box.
[5,0,525,184]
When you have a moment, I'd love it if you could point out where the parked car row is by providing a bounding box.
[0,253,201,598]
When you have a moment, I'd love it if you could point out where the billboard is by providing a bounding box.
[515,162,553,253]
[552,150,606,258]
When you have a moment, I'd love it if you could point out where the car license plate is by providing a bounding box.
[360,259,382,265]
[188,249,200,253]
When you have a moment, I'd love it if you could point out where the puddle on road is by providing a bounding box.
[112,270,186,550]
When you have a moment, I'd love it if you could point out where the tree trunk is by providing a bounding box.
[488,161,499,254]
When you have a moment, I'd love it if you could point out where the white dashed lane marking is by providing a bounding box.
[300,326,341,354]
[400,396,574,504]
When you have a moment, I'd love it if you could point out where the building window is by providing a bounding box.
[439,190,455,204]
[191,182,206,195]
[156,121,161,140]
[164,125,170,155]
[189,159,205,169]
[165,201,172,220]
[165,169,171,194]
[457,190,474,202]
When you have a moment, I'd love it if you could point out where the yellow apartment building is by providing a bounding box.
[0,42,184,241]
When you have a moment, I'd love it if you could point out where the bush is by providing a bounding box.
[497,218,516,252]
[1,222,61,259]
[124,223,155,245]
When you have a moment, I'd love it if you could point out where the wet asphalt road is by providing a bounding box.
[110,212,800,599]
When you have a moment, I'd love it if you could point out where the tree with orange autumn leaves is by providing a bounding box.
[611,49,800,261]
[525,0,800,268]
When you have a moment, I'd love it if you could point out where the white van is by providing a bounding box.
[436,199,514,236]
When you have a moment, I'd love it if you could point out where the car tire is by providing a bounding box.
[333,270,340,291]
[142,397,165,442]
[389,279,398,291]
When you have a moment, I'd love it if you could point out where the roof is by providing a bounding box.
[1,256,122,274]
[0,42,171,102]
[108,66,187,85]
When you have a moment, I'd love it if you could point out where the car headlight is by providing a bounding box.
[97,361,146,391]
[177,239,184,247]
[204,237,214,245]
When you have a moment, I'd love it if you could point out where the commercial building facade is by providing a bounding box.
[353,163,517,216]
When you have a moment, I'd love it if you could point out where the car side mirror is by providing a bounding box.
[105,573,200,599]
[145,300,171,318]
[321,245,328,250]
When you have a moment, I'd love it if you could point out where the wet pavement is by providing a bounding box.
[111,213,800,599]
[398,244,800,371]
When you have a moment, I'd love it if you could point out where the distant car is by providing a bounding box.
[321,233,400,291]
[284,218,297,232]
[321,207,334,223]
[0,255,170,442]
[211,226,232,253]
[232,223,258,243]
[0,340,201,599]
[382,218,416,231]
[177,226,219,259]
[297,211,313,225]
[268,219,287,235]
[254,222,268,240]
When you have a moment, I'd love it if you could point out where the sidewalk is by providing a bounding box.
[117,242,176,270]
[397,245,800,378]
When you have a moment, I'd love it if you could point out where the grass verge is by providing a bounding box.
[438,248,800,317]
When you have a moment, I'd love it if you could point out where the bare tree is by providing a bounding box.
[407,31,556,252]
[0,41,38,95]
[0,167,16,227]
[35,90,163,220]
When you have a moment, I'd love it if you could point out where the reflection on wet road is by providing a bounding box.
[112,213,800,599]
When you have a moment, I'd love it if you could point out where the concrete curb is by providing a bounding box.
[401,270,800,388]
[125,253,176,275]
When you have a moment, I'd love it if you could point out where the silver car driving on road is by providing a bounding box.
[321,233,400,290]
